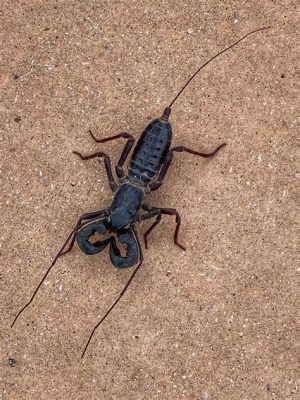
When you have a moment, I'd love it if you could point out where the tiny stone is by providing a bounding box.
[8,358,17,367]
[187,28,193,34]
[14,116,21,123]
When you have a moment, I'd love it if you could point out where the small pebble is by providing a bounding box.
[8,358,17,367]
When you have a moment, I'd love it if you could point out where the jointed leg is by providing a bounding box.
[89,130,133,145]
[139,205,186,250]
[143,214,162,249]
[149,151,173,191]
[116,135,135,179]
[73,150,117,192]
[171,142,226,158]
[150,142,226,191]
[88,131,135,179]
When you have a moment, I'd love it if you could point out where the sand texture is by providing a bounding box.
[1,1,299,399]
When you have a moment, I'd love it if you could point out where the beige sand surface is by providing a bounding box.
[1,1,298,399]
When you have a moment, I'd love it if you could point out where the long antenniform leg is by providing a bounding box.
[81,226,144,358]
[11,209,108,328]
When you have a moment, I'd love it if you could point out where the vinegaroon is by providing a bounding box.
[11,27,270,358]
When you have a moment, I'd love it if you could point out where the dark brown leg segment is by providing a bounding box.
[88,131,135,179]
[73,150,118,192]
[116,136,135,179]
[150,142,226,191]
[139,205,186,251]
[171,143,226,158]
[149,151,173,191]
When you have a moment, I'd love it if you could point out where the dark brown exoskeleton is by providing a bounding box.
[11,27,270,358]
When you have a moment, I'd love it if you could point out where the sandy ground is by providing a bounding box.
[0,1,299,399]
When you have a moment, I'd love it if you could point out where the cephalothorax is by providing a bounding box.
[11,27,270,358]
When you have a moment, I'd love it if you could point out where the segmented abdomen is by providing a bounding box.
[129,118,172,183]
